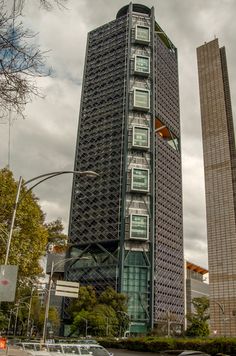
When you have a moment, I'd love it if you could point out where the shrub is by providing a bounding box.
[99,336,236,355]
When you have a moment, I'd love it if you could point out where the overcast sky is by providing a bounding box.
[1,0,236,269]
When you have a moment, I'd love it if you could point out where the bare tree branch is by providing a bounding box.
[39,0,68,11]
[0,0,54,118]
[10,0,68,15]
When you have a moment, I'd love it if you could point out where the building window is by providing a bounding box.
[130,214,149,240]
[132,126,149,149]
[134,55,150,75]
[133,88,150,110]
[135,25,150,43]
[131,168,149,192]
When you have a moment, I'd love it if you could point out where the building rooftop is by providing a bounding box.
[116,4,151,18]
[186,261,208,275]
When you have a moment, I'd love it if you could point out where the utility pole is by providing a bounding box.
[26,287,34,337]
[166,311,171,337]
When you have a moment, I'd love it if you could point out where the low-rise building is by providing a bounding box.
[186,261,209,325]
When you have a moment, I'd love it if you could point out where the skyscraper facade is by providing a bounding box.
[197,38,236,336]
[65,3,184,334]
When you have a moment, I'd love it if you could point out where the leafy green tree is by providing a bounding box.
[69,286,97,316]
[71,304,118,337]
[0,310,8,331]
[0,168,48,281]
[98,286,128,312]
[98,286,129,336]
[69,286,129,337]
[38,306,60,332]
[186,296,210,337]
[90,304,118,337]
[45,219,68,253]
[0,169,67,281]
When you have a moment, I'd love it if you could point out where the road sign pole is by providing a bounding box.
[42,261,54,343]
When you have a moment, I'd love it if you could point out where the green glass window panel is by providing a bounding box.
[133,127,148,147]
[132,168,149,191]
[134,89,149,109]
[167,137,179,151]
[135,56,149,73]
[126,251,147,266]
[136,26,150,42]
[131,215,148,239]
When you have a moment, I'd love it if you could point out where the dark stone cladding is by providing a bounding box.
[69,16,128,246]
[154,34,184,322]
[154,34,179,136]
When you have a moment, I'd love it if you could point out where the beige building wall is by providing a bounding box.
[197,38,236,336]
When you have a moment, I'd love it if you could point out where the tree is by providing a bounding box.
[45,219,68,253]
[98,286,129,336]
[0,168,48,281]
[186,296,210,337]
[38,306,60,332]
[69,286,97,316]
[0,168,68,280]
[69,286,129,337]
[0,0,67,119]
[98,286,128,313]
[71,304,118,337]
[0,310,8,331]
[38,0,68,11]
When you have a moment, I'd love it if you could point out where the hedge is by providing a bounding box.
[98,336,236,355]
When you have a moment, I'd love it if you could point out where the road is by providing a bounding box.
[108,349,166,356]
[0,348,165,356]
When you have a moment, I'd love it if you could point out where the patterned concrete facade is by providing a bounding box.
[197,38,236,336]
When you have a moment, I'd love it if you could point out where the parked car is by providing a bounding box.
[47,344,91,355]
[25,351,51,356]
[77,344,113,356]
[16,343,91,356]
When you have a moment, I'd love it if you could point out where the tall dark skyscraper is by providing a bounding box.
[197,38,236,336]
[66,3,184,334]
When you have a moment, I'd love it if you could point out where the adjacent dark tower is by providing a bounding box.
[65,3,184,334]
[197,38,236,336]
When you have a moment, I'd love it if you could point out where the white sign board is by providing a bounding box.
[0,265,18,301]
[55,280,79,298]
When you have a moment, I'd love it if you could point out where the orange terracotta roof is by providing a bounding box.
[186,261,208,275]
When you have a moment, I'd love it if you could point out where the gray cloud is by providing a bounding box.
[1,0,236,269]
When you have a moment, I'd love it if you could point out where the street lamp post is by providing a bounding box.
[2,169,98,338]
[117,311,130,337]
[7,309,14,335]
[26,287,34,337]
[9,289,37,336]
[213,301,226,337]
[4,170,99,266]
[13,301,30,336]
[81,317,88,337]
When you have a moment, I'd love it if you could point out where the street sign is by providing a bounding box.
[55,280,79,298]
[0,265,18,302]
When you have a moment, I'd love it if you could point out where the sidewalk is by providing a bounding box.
[0,348,26,356]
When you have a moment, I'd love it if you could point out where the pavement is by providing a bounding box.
[0,348,26,356]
